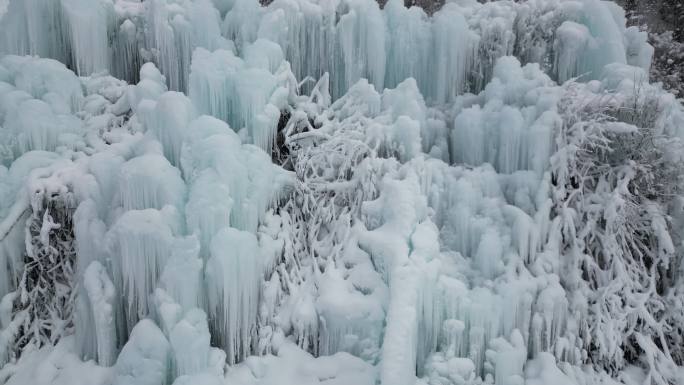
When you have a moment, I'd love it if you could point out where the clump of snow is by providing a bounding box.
[1,337,111,385]
[112,319,171,385]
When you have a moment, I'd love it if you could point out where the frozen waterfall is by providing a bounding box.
[0,0,683,385]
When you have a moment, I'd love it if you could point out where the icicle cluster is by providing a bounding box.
[1,0,683,385]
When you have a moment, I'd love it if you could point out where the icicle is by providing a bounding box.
[181,114,290,234]
[206,227,261,364]
[107,208,177,335]
[170,309,213,377]
[383,0,431,91]
[81,261,117,366]
[554,22,592,83]
[116,153,186,212]
[188,47,284,152]
[0,0,70,65]
[111,19,142,84]
[185,169,232,260]
[533,275,568,354]
[153,288,183,338]
[144,0,228,91]
[334,0,386,99]
[142,91,196,166]
[159,237,203,312]
[451,57,560,174]
[144,0,190,92]
[5,99,78,156]
[243,38,285,74]
[60,0,114,75]
[429,5,478,104]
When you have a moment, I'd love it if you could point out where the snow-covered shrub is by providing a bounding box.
[650,32,684,97]
[551,80,684,384]
[11,187,78,357]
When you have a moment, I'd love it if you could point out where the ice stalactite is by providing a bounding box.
[451,57,560,175]
[139,92,196,167]
[0,0,230,90]
[335,0,386,99]
[144,0,230,92]
[206,227,261,364]
[184,169,232,260]
[78,261,117,366]
[180,114,292,234]
[106,208,178,337]
[111,19,142,85]
[0,0,71,68]
[382,0,431,94]
[188,45,293,153]
[220,0,646,104]
[554,21,592,84]
[0,0,652,100]
[428,4,478,104]
[158,237,203,313]
[60,0,114,76]
[116,154,186,212]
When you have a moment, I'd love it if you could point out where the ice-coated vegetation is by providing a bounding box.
[0,0,683,385]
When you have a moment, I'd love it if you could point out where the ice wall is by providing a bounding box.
[188,45,293,152]
[0,0,681,384]
[0,0,651,100]
[451,57,560,174]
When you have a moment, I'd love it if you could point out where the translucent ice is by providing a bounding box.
[206,227,261,364]
[112,319,171,385]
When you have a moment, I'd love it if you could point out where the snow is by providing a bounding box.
[0,56,83,112]
[169,308,221,377]
[1,337,112,385]
[112,319,171,385]
[1,0,683,384]
[224,339,376,385]
[524,353,575,385]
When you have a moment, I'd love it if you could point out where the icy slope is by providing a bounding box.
[1,0,684,385]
